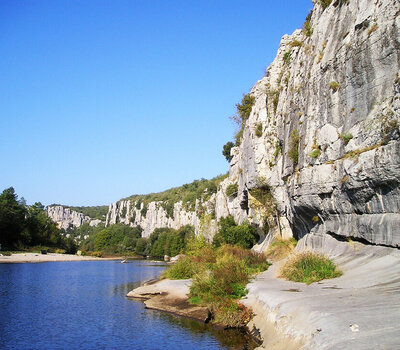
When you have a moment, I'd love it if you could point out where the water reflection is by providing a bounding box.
[138,302,259,350]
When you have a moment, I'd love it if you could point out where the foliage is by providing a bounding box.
[288,129,300,164]
[62,205,108,220]
[213,216,259,249]
[0,187,77,253]
[147,225,195,258]
[255,123,263,137]
[339,133,353,144]
[289,39,303,48]
[126,174,227,214]
[163,255,198,279]
[329,81,340,92]
[303,10,313,37]
[80,224,142,255]
[222,141,234,162]
[283,50,291,65]
[225,183,239,198]
[318,0,333,10]
[232,93,255,146]
[164,243,270,327]
[280,251,342,285]
[309,149,321,158]
[140,205,147,218]
[265,237,297,262]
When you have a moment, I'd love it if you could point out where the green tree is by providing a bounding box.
[0,187,27,248]
[213,215,259,249]
[222,141,234,162]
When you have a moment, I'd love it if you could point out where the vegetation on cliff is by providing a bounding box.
[125,174,227,216]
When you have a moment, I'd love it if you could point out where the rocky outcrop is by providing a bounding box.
[105,199,214,238]
[107,0,400,248]
[222,0,400,247]
[47,205,102,230]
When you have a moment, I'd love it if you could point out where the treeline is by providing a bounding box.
[78,216,259,257]
[0,187,77,253]
[79,224,195,258]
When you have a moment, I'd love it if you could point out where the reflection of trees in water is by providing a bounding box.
[161,313,259,350]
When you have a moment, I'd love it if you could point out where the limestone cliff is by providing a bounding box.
[47,205,103,230]
[107,0,400,248]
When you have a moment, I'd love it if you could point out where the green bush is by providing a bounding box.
[233,93,255,145]
[303,10,313,37]
[283,51,291,64]
[339,133,353,144]
[309,149,321,158]
[319,0,333,10]
[55,249,66,254]
[329,81,340,92]
[280,251,342,285]
[255,123,263,137]
[186,244,269,327]
[225,183,238,198]
[163,256,198,279]
[213,216,259,249]
[222,141,234,162]
[288,129,300,164]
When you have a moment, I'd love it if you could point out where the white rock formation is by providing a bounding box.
[47,205,102,230]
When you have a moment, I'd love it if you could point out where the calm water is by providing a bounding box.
[0,260,256,350]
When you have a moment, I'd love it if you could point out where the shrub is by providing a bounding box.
[163,256,198,279]
[283,51,291,64]
[303,10,313,37]
[222,141,234,162]
[265,237,297,262]
[329,81,340,92]
[91,251,103,257]
[288,129,300,164]
[319,0,333,10]
[309,149,321,158]
[289,39,303,48]
[339,133,353,144]
[255,123,263,137]
[140,205,147,218]
[280,251,342,285]
[213,216,259,249]
[226,183,238,198]
[233,93,255,146]
[55,249,66,254]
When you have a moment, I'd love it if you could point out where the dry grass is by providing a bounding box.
[280,251,342,285]
[265,237,297,262]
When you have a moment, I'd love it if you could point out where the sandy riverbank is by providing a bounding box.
[0,253,122,263]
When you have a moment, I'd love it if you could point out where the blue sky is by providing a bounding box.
[0,0,312,206]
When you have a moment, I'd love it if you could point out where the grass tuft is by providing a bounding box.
[280,251,342,285]
[265,237,297,262]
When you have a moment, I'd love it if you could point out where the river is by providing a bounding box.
[0,260,257,349]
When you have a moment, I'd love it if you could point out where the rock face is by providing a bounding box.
[107,0,400,248]
[105,199,210,238]
[47,205,102,230]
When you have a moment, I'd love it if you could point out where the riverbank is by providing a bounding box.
[127,279,211,322]
[0,252,121,263]
[127,234,400,349]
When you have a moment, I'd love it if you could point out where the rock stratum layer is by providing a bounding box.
[104,0,400,248]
